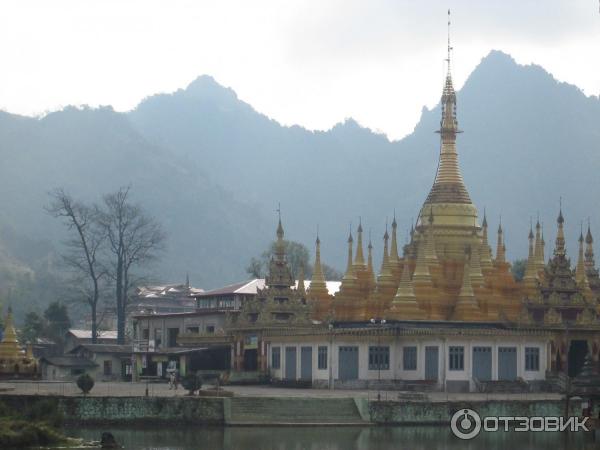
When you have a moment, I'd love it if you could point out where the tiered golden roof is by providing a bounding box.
[302,35,600,327]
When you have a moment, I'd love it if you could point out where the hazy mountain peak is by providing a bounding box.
[184,75,239,103]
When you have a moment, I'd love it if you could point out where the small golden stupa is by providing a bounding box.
[0,307,37,378]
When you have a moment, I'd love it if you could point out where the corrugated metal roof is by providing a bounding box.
[67,329,118,340]
[69,344,132,355]
[195,278,340,297]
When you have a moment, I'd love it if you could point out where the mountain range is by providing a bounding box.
[1,50,599,320]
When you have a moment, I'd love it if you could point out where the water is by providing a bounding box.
[65,426,597,449]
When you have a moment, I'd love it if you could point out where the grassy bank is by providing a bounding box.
[0,399,79,448]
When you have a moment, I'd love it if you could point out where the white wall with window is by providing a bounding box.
[265,333,549,390]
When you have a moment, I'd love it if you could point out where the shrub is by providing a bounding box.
[76,373,94,395]
[181,373,202,395]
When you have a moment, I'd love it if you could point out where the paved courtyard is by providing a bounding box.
[0,380,564,402]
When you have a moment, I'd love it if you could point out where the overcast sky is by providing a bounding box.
[0,0,598,139]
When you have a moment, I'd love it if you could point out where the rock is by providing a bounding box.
[100,432,119,448]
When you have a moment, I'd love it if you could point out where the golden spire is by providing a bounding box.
[310,233,327,287]
[585,221,595,270]
[452,252,482,320]
[412,230,432,283]
[297,265,306,295]
[534,217,544,270]
[424,208,438,264]
[541,223,545,263]
[342,226,357,282]
[554,203,566,257]
[495,218,506,263]
[275,204,285,261]
[424,10,471,206]
[390,213,400,263]
[353,219,366,268]
[0,307,21,359]
[480,209,493,269]
[379,225,392,276]
[390,259,425,319]
[367,231,376,287]
[576,227,589,288]
[469,224,484,286]
[266,211,295,288]
[524,223,538,286]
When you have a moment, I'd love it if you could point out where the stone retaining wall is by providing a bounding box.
[0,394,583,426]
[0,395,224,424]
[369,399,583,424]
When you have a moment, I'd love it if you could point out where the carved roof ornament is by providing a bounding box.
[543,307,562,326]
[575,308,597,326]
[231,215,312,330]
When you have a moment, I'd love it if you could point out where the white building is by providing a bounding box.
[266,322,550,392]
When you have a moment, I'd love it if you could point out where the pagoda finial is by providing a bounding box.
[480,208,493,269]
[275,205,285,261]
[585,219,596,271]
[446,9,452,75]
[524,222,538,286]
[576,222,589,288]
[342,224,356,282]
[367,230,376,287]
[354,218,365,267]
[381,226,390,273]
[534,215,544,270]
[554,202,566,257]
[390,212,399,263]
[496,216,505,263]
[309,230,327,294]
[297,265,306,295]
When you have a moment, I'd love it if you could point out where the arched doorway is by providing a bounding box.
[568,340,588,377]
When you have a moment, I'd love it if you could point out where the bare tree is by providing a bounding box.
[47,189,107,343]
[98,187,165,344]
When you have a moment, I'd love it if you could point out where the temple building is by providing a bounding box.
[211,35,600,391]
[146,27,600,392]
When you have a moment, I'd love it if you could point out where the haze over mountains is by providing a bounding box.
[1,50,599,319]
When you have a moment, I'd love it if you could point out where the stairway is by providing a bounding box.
[228,397,366,425]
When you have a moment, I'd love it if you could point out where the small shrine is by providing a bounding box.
[0,307,38,378]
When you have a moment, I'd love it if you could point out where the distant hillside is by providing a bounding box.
[129,51,600,265]
[1,49,599,321]
[0,106,270,312]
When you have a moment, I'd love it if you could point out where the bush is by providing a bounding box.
[181,373,202,395]
[24,399,63,428]
[76,373,94,395]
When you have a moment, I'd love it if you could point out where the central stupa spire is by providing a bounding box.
[425,9,471,206]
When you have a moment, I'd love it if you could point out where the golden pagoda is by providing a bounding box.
[0,307,37,378]
[325,23,525,323]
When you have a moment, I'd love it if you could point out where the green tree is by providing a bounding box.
[20,311,45,344]
[511,259,527,281]
[43,301,71,345]
[246,240,342,281]
[76,373,94,395]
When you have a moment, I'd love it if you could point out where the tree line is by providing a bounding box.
[46,186,165,344]
[246,240,342,281]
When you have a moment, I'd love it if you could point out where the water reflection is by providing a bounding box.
[67,425,595,450]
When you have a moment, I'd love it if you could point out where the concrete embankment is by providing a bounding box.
[0,394,581,426]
